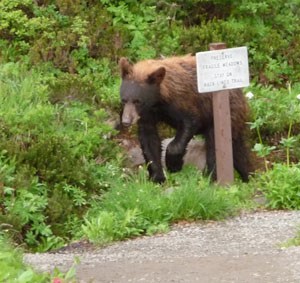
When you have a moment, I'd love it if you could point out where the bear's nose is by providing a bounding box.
[122,121,132,127]
[121,114,133,127]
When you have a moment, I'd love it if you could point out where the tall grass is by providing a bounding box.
[82,166,244,245]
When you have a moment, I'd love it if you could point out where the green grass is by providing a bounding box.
[281,226,300,248]
[0,235,49,283]
[288,229,300,247]
[82,166,252,245]
[0,235,78,282]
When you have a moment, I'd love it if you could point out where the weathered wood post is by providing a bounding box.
[196,43,250,185]
[209,43,234,185]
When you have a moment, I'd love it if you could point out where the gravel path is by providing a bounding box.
[24,210,300,282]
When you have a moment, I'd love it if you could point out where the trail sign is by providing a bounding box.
[196,46,249,93]
[195,43,252,185]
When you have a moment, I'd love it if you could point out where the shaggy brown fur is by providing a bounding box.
[120,55,249,138]
[119,55,253,183]
[161,138,206,171]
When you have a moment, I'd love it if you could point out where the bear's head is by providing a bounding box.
[119,57,166,127]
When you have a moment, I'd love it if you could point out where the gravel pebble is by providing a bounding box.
[24,210,300,282]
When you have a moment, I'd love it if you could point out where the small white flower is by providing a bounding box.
[296,94,300,100]
[246,91,254,99]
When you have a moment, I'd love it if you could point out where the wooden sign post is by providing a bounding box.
[209,43,234,185]
[196,43,250,185]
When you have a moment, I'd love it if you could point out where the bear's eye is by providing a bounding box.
[133,99,140,105]
[121,99,127,104]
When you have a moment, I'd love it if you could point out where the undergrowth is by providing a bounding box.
[0,235,77,282]
[82,166,253,245]
[253,164,300,210]
[0,62,123,251]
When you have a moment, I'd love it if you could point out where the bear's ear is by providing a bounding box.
[147,67,166,85]
[119,57,133,79]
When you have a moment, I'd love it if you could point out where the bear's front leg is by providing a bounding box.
[166,141,185,172]
[138,119,165,183]
[166,122,194,172]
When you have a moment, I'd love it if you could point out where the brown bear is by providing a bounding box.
[125,137,206,171]
[119,55,253,183]
[161,138,206,171]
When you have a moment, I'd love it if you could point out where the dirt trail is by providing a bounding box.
[25,211,300,283]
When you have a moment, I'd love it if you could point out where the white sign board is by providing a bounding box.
[196,46,249,93]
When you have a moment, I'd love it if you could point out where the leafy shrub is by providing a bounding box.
[254,163,300,210]
[246,83,300,167]
[176,0,300,85]
[0,61,123,250]
[1,0,299,85]
[74,57,121,108]
[231,0,300,85]
[100,0,180,59]
[0,0,119,68]
[248,83,300,135]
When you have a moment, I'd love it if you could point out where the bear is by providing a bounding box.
[161,138,206,172]
[125,137,206,171]
[119,54,253,183]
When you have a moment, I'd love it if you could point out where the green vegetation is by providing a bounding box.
[82,166,249,245]
[0,235,77,282]
[1,0,300,279]
[253,164,300,210]
[283,227,300,248]
[0,62,123,252]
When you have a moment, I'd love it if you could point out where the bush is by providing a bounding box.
[1,0,299,85]
[248,83,300,135]
[0,62,123,250]
[254,164,300,210]
[176,0,300,85]
[246,83,300,167]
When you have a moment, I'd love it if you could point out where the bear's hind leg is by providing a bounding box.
[204,129,217,180]
[232,135,253,182]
